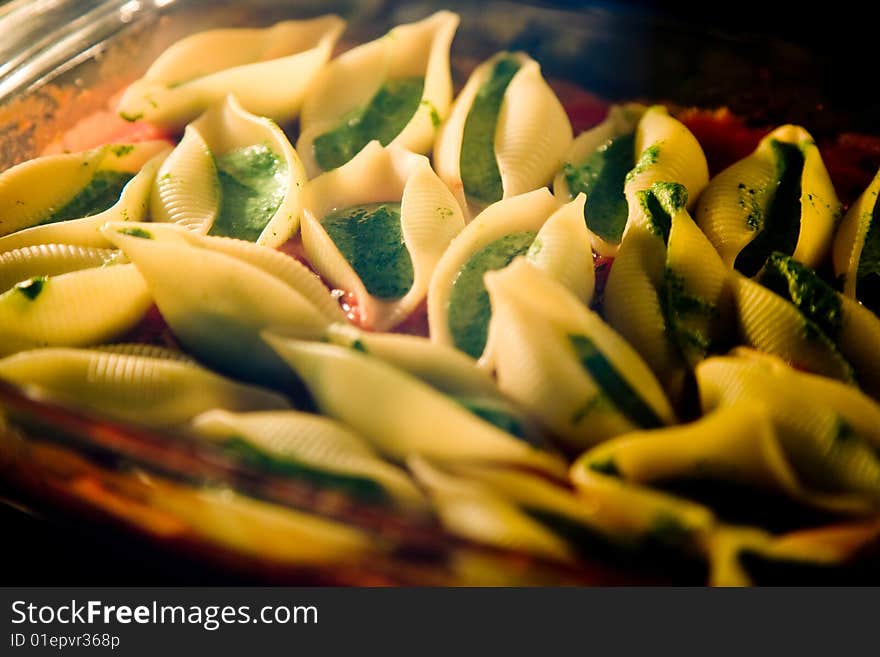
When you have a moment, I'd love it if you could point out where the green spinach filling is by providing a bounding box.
[734,140,805,277]
[313,77,425,171]
[563,133,636,244]
[323,202,414,300]
[447,231,536,358]
[759,252,843,342]
[43,171,134,224]
[221,436,388,504]
[855,192,880,313]
[208,144,287,242]
[568,334,664,429]
[460,56,521,205]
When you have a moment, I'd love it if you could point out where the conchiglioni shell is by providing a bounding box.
[0,264,151,356]
[706,520,876,586]
[729,272,853,382]
[300,142,464,331]
[525,194,595,306]
[837,294,880,399]
[696,125,840,271]
[433,51,572,219]
[622,105,709,237]
[0,347,289,425]
[148,484,374,565]
[603,224,679,392]
[696,354,880,499]
[0,147,170,251]
[408,456,575,563]
[484,258,675,449]
[576,403,878,515]
[102,221,337,384]
[569,467,716,550]
[0,141,170,239]
[428,188,562,361]
[324,323,499,398]
[96,343,196,362]
[151,94,306,247]
[298,11,459,177]
[191,409,426,511]
[117,16,345,130]
[552,103,646,255]
[0,244,118,293]
[833,168,880,299]
[263,334,567,478]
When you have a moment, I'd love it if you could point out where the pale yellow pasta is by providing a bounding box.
[300,142,464,331]
[696,125,840,274]
[485,258,675,449]
[298,11,459,176]
[0,347,289,425]
[433,51,572,218]
[117,16,346,130]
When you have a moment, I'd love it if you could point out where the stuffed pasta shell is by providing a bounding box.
[697,352,880,506]
[298,11,459,176]
[432,52,571,218]
[428,189,593,362]
[554,104,708,256]
[696,125,841,275]
[603,182,732,400]
[729,252,880,394]
[833,167,880,314]
[263,333,566,477]
[151,94,306,247]
[574,402,880,516]
[191,409,426,512]
[484,258,675,449]
[300,142,464,331]
[116,16,346,130]
[0,346,289,426]
[0,146,169,251]
[103,221,341,386]
[0,141,170,240]
[0,240,151,356]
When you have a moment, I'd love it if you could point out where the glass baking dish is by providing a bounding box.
[1,0,878,585]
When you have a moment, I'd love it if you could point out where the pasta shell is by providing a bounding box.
[729,271,854,382]
[604,182,731,398]
[0,243,118,293]
[300,142,464,331]
[696,125,841,274]
[0,264,151,356]
[696,354,880,499]
[262,333,567,477]
[298,11,459,177]
[838,294,880,398]
[623,106,709,233]
[191,409,426,511]
[408,456,576,563]
[151,94,306,247]
[0,347,289,425]
[102,221,339,385]
[833,166,880,312]
[427,188,563,362]
[569,467,716,555]
[0,141,169,240]
[552,103,646,254]
[117,16,345,130]
[324,323,499,398]
[433,51,572,218]
[484,258,675,449]
[575,403,878,515]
